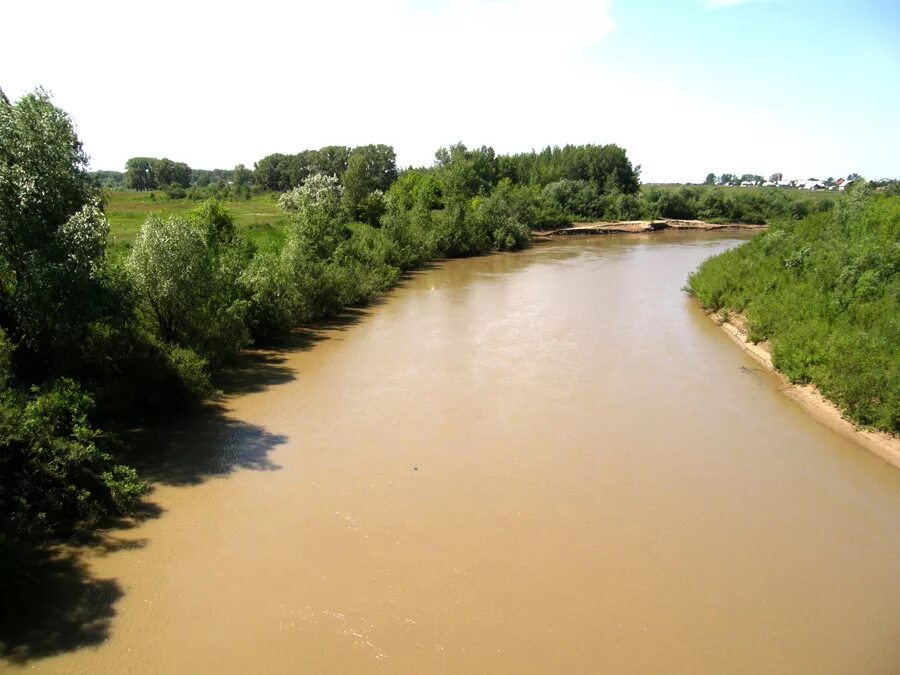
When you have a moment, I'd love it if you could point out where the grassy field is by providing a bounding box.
[104,191,288,251]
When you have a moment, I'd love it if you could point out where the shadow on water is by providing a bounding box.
[128,306,377,487]
[0,504,162,664]
[1,307,379,665]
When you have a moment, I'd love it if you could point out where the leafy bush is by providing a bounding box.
[0,379,146,542]
[125,212,250,366]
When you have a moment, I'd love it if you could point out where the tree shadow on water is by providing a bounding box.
[1,307,381,664]
[0,504,162,665]
[213,306,375,397]
[129,406,289,487]
[0,547,122,664]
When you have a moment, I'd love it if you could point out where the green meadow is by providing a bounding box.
[104,191,289,251]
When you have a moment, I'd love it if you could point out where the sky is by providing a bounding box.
[2,0,898,182]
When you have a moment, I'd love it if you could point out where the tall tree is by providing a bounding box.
[341,145,397,224]
[0,89,110,374]
[125,157,154,190]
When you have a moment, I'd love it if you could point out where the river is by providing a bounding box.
[6,232,900,674]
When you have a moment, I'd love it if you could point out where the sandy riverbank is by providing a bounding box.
[535,219,767,237]
[711,311,900,470]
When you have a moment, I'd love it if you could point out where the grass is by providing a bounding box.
[104,191,289,251]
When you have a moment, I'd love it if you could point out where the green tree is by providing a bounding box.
[125,157,154,190]
[232,163,253,190]
[0,89,146,552]
[311,145,351,178]
[125,213,249,365]
[152,158,191,188]
[0,89,113,375]
[341,144,397,224]
[704,172,717,185]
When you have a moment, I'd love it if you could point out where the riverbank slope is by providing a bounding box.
[709,311,900,469]
[687,188,899,464]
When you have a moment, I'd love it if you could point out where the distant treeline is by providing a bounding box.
[639,185,831,224]
[91,162,241,193]
[93,150,846,227]
[689,184,899,434]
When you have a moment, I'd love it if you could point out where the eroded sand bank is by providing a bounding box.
[536,219,767,237]
[711,311,900,470]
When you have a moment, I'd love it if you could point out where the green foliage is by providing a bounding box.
[341,145,397,225]
[253,146,352,192]
[640,185,816,224]
[497,143,640,195]
[0,90,116,380]
[541,179,602,220]
[89,170,125,189]
[688,193,900,433]
[435,143,499,200]
[0,379,146,542]
[125,157,191,191]
[125,212,250,366]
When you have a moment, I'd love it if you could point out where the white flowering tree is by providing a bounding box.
[277,172,343,218]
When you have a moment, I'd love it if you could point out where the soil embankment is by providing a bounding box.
[535,219,767,237]
[711,311,900,470]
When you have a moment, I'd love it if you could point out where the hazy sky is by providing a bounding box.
[3,0,898,182]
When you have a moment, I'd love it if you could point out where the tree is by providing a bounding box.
[125,157,154,190]
[704,173,716,185]
[152,158,191,188]
[341,144,397,224]
[0,89,146,548]
[232,163,253,189]
[0,89,110,374]
[311,145,351,178]
[435,143,499,200]
[254,153,292,191]
[125,213,249,364]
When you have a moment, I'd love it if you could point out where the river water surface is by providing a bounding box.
[8,233,900,674]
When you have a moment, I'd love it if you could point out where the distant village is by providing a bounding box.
[710,173,859,191]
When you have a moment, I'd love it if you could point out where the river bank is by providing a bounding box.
[710,311,900,470]
[535,219,766,237]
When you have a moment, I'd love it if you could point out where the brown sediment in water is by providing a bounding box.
[8,233,900,675]
[710,310,900,470]
[535,219,767,237]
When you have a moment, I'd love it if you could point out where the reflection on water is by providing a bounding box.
[7,232,900,674]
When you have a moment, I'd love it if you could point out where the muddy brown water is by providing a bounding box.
[6,233,900,674]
